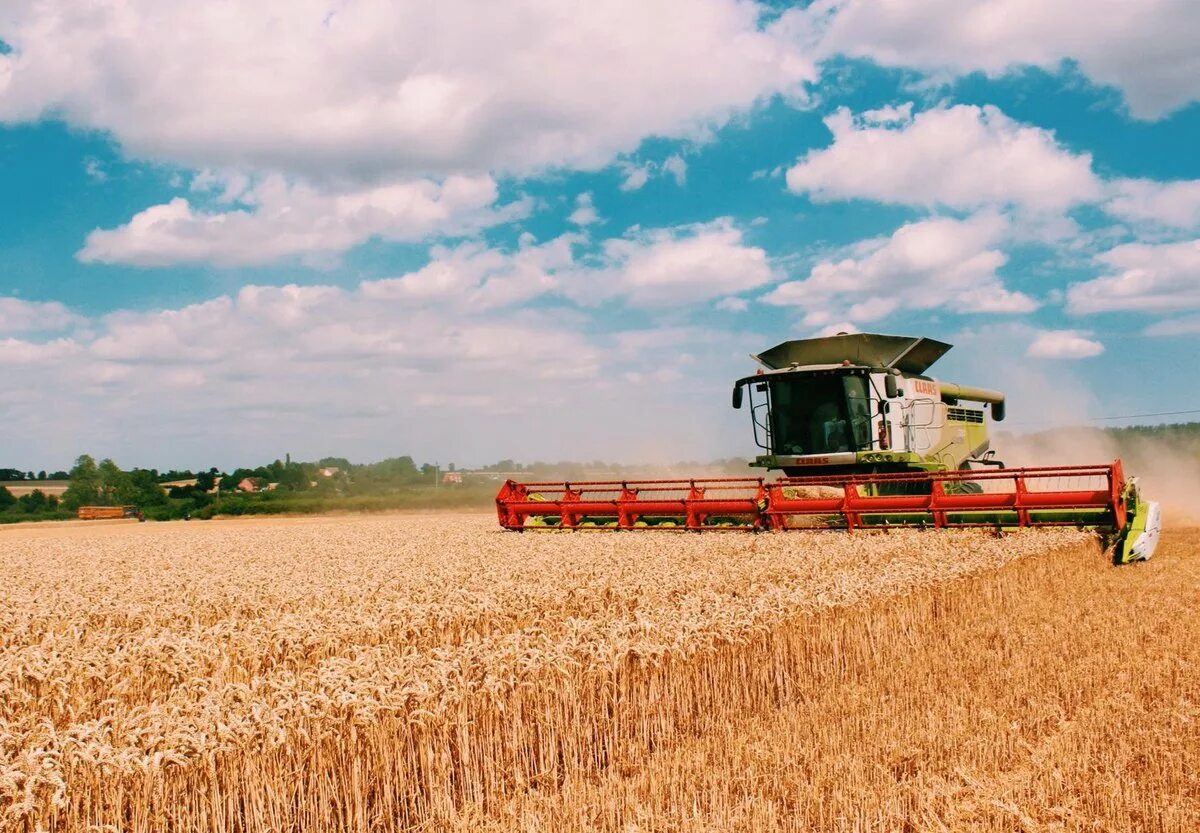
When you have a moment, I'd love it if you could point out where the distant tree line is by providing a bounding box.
[0,469,69,481]
[9,423,1191,524]
[0,486,67,520]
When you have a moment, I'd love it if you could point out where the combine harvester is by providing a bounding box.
[496,333,1161,564]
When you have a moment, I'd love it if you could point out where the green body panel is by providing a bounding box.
[754,451,945,472]
[1114,481,1156,565]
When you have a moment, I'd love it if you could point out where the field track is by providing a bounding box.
[1,515,1195,832]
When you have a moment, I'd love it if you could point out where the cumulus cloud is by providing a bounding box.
[0,217,775,466]
[762,213,1037,325]
[1106,178,1200,230]
[619,162,655,192]
[584,219,773,306]
[78,175,518,266]
[0,0,814,180]
[567,192,600,226]
[362,235,579,310]
[359,218,769,310]
[1066,239,1200,314]
[662,154,688,186]
[786,104,1101,213]
[1025,329,1105,359]
[0,337,81,365]
[1145,315,1200,337]
[0,278,750,466]
[0,297,84,334]
[617,154,691,191]
[808,0,1200,119]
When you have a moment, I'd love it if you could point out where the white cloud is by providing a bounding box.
[359,218,769,310]
[662,154,688,186]
[78,175,518,266]
[762,213,1037,323]
[1145,315,1200,337]
[1025,329,1105,359]
[715,297,749,312]
[567,192,600,226]
[82,157,107,183]
[0,0,814,180]
[619,162,654,192]
[859,102,913,125]
[618,155,691,191]
[1106,178,1200,230]
[0,337,81,365]
[785,104,1101,213]
[0,297,84,334]
[587,219,773,306]
[814,322,861,337]
[809,0,1200,119]
[0,277,753,468]
[1066,239,1200,314]
[362,235,578,310]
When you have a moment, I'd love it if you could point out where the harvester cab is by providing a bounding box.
[496,332,1160,564]
[731,333,1004,477]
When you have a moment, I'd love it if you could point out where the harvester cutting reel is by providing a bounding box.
[495,462,1160,564]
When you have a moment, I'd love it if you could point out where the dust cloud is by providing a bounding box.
[995,427,1200,525]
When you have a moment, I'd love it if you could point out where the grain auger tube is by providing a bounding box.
[495,333,1161,563]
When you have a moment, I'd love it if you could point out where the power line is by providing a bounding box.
[1086,408,1200,422]
[1008,407,1200,428]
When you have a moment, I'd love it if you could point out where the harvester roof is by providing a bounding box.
[753,333,951,374]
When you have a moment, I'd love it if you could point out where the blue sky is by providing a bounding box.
[1,1,1198,471]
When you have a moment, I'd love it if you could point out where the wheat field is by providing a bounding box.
[0,516,1194,831]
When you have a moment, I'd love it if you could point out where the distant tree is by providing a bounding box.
[49,471,69,480]
[125,469,166,506]
[97,459,131,504]
[0,469,22,482]
[61,455,102,510]
[25,472,34,481]
[18,489,48,513]
[318,456,352,471]
[223,469,259,491]
[0,486,15,511]
[194,470,217,492]
[36,471,47,480]
[276,462,310,492]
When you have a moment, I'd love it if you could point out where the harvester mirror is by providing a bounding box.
[732,383,744,410]
[884,374,899,398]
[992,400,1006,422]
[877,400,889,415]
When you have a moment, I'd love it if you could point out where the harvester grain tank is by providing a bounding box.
[496,333,1160,563]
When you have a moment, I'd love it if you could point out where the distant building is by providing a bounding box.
[442,471,463,485]
[319,467,341,478]
[237,477,261,493]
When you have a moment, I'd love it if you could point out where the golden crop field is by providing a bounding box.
[1,516,1195,832]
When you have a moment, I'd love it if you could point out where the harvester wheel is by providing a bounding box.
[944,480,984,495]
[944,464,984,495]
